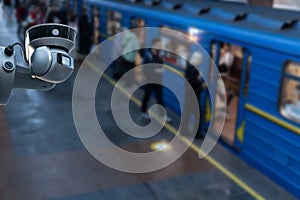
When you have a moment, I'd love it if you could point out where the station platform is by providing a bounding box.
[0,8,297,200]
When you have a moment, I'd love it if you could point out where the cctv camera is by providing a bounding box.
[26,24,76,83]
[0,23,77,105]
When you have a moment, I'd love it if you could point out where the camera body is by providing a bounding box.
[26,24,76,83]
[0,24,77,105]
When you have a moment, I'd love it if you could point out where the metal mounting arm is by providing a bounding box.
[0,47,55,105]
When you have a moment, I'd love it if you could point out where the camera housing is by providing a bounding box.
[25,24,76,83]
[0,23,77,105]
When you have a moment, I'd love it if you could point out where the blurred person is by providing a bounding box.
[16,1,28,41]
[140,38,171,122]
[162,41,175,63]
[90,6,100,50]
[59,0,69,25]
[111,23,124,80]
[30,0,38,6]
[46,4,62,23]
[92,6,100,45]
[281,65,300,105]
[26,5,44,29]
[281,64,300,122]
[181,52,205,139]
[14,0,19,10]
[37,5,45,24]
[68,0,75,11]
[39,0,48,16]
[3,0,12,18]
[282,84,300,121]
[68,11,77,31]
[68,10,77,42]
[176,45,189,68]
[119,28,140,86]
[219,43,234,73]
[78,8,92,57]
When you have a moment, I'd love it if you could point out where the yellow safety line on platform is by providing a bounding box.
[245,104,300,135]
[163,64,184,77]
[86,62,265,200]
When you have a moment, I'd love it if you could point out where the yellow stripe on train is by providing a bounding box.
[245,104,300,135]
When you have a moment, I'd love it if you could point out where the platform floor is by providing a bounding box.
[0,8,297,200]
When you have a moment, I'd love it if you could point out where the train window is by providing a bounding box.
[280,62,300,124]
[159,26,190,69]
[106,10,122,35]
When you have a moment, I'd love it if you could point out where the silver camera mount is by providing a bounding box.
[0,24,77,105]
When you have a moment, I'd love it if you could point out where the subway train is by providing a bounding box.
[77,0,300,196]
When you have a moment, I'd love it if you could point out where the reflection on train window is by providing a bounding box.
[280,62,300,124]
[159,26,190,69]
[106,10,122,35]
[130,17,145,44]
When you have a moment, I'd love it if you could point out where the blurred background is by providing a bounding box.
[0,0,299,199]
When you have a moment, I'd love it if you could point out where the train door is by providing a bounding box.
[210,41,251,147]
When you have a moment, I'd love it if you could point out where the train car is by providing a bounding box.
[78,0,300,196]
